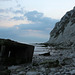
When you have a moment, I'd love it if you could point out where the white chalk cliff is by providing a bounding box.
[48,7,75,47]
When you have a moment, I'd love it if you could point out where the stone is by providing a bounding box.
[18,71,25,75]
[8,65,21,70]
[40,60,59,68]
[65,72,71,75]
[40,67,45,72]
[26,71,43,75]
[54,72,60,75]
[39,52,50,56]
[62,58,73,65]
[70,70,75,75]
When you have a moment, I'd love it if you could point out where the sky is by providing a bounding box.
[0,0,75,43]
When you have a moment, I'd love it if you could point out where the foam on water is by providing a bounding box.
[34,44,51,55]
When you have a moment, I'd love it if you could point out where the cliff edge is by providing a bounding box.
[47,7,75,48]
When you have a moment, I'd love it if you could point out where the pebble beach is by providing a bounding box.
[8,44,75,75]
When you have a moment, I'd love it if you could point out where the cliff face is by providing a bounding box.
[48,7,75,47]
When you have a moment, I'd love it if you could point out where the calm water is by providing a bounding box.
[33,44,51,55]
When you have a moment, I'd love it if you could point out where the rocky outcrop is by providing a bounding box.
[39,52,50,56]
[0,39,34,65]
[47,7,75,48]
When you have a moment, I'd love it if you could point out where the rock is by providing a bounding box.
[39,52,50,56]
[8,65,21,70]
[47,7,75,48]
[0,39,34,65]
[54,72,60,75]
[40,60,59,68]
[32,61,39,66]
[18,71,25,75]
[65,72,71,75]
[26,71,43,75]
[40,67,46,72]
[50,68,56,72]
[70,70,75,75]
[61,58,74,65]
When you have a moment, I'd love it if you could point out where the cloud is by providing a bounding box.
[9,10,58,43]
[0,27,49,43]
[0,10,58,43]
[15,11,58,31]
[0,8,24,14]
[24,11,58,24]
[13,9,24,14]
[24,11,43,23]
[24,29,49,38]
[11,16,24,21]
[0,9,5,13]
[0,0,12,1]
[0,15,9,20]
[16,4,21,7]
[0,8,12,13]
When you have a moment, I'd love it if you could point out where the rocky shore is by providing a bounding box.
[8,47,75,75]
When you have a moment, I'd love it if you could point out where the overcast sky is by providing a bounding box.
[0,0,75,43]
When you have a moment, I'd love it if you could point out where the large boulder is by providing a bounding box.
[0,39,34,65]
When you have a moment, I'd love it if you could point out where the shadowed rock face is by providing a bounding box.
[0,39,34,66]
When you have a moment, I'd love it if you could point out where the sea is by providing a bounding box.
[32,44,53,55]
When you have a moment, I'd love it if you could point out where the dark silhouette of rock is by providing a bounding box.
[0,39,34,65]
[39,52,50,56]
